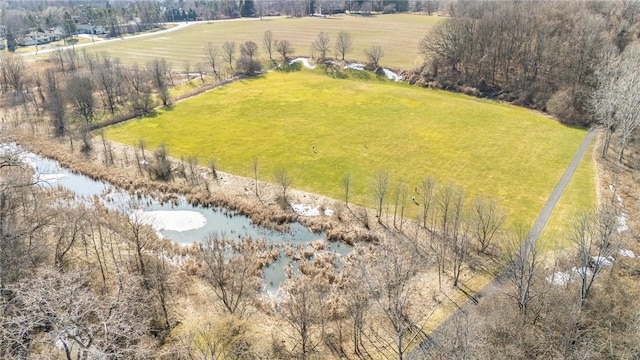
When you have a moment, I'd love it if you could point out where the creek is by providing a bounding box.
[3,144,351,295]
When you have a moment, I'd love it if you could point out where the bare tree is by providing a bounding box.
[96,53,124,115]
[364,45,384,69]
[275,39,295,65]
[335,31,353,61]
[67,74,95,125]
[612,44,640,162]
[340,251,369,355]
[589,48,621,158]
[125,64,154,116]
[200,234,260,315]
[312,32,331,62]
[472,196,506,253]
[274,167,292,205]
[572,205,618,306]
[44,69,67,137]
[420,176,437,230]
[371,169,389,222]
[342,173,351,206]
[449,188,467,287]
[237,40,262,76]
[252,156,260,200]
[149,58,171,106]
[263,30,278,67]
[504,226,538,316]
[222,41,236,73]
[204,42,221,80]
[361,234,431,359]
[279,270,328,359]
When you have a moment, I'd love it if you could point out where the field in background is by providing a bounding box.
[103,70,593,229]
[59,14,441,70]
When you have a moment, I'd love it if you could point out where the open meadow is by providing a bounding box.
[49,14,441,70]
[103,69,594,230]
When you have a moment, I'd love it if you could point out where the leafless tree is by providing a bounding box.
[371,169,389,222]
[237,40,262,76]
[572,205,618,306]
[342,174,351,206]
[361,234,432,360]
[125,64,154,116]
[263,30,278,67]
[252,156,260,200]
[279,270,328,359]
[124,207,157,282]
[0,155,50,288]
[0,269,154,358]
[205,42,221,80]
[420,176,437,230]
[312,32,331,62]
[96,53,125,115]
[364,45,384,69]
[612,44,640,162]
[223,41,236,73]
[449,188,467,287]
[149,58,171,106]
[200,234,260,316]
[0,53,25,96]
[335,31,353,61]
[472,195,506,253]
[67,74,95,125]
[44,69,67,138]
[392,180,408,230]
[274,168,293,205]
[339,250,369,355]
[504,226,538,316]
[589,48,620,158]
[275,39,295,65]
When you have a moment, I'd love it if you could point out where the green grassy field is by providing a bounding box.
[54,14,441,70]
[538,143,596,251]
[103,70,594,228]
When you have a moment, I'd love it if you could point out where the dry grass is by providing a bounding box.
[37,14,442,70]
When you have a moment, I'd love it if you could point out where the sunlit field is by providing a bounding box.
[104,70,594,229]
[51,13,442,70]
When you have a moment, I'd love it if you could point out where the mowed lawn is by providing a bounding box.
[68,14,441,70]
[104,70,592,227]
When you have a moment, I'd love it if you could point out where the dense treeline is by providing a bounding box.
[413,1,640,127]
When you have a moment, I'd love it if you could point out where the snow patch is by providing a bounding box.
[619,249,636,258]
[344,63,365,71]
[291,203,332,217]
[383,68,402,81]
[547,271,572,286]
[592,256,614,267]
[290,58,315,69]
[610,184,629,233]
[131,209,207,232]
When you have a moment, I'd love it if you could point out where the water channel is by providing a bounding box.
[3,144,352,294]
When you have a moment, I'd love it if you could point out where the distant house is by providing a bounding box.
[76,24,107,35]
[17,31,59,46]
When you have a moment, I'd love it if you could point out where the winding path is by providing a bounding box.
[408,128,596,358]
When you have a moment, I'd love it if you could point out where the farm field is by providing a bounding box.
[103,70,594,229]
[55,13,441,70]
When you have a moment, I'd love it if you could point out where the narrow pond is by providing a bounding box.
[3,144,351,294]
